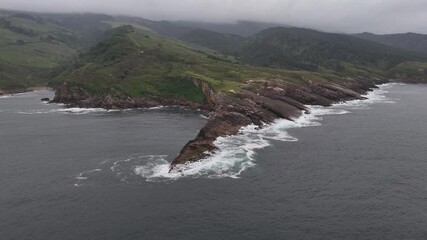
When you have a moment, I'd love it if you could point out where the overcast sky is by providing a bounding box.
[1,0,426,34]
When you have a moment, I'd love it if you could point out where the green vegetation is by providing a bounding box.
[355,32,427,55]
[0,24,77,89]
[388,61,427,78]
[182,27,427,72]
[181,29,244,56]
[51,25,390,103]
[51,25,252,102]
[1,9,427,102]
[0,11,116,91]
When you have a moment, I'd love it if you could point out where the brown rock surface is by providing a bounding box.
[169,77,390,170]
[49,77,393,171]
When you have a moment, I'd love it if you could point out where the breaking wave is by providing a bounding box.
[132,83,396,182]
[18,107,120,115]
[0,90,51,99]
[74,83,397,184]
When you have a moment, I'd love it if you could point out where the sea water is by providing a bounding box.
[1,84,426,240]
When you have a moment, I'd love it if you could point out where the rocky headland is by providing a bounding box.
[50,76,391,171]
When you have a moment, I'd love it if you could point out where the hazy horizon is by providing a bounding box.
[1,0,426,34]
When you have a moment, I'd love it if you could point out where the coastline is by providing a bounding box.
[169,77,389,170]
[136,82,399,181]
[47,76,392,171]
[0,87,53,97]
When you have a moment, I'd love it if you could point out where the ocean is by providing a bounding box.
[1,83,426,240]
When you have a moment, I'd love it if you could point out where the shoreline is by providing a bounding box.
[39,77,412,172]
[45,76,392,170]
[137,82,398,181]
[5,79,414,176]
[0,87,53,97]
[168,77,389,170]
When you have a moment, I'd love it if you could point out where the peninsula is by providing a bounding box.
[1,11,427,170]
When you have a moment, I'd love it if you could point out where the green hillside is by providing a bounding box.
[242,27,426,70]
[53,25,377,103]
[355,32,427,54]
[181,29,244,56]
[1,10,427,96]
[52,25,242,103]
[180,27,427,74]
[0,11,115,91]
[0,14,77,90]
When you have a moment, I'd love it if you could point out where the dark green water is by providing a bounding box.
[1,84,426,240]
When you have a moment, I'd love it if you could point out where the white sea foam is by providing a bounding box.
[73,83,395,184]
[0,90,51,99]
[332,83,397,109]
[199,114,209,119]
[18,107,120,115]
[74,169,102,186]
[148,106,166,110]
[130,83,397,182]
[132,107,354,182]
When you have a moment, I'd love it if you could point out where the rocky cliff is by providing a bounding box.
[169,76,388,170]
[51,77,389,171]
[51,82,208,110]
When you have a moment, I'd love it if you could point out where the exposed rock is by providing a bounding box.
[50,77,392,171]
[50,83,209,110]
[169,77,390,170]
[393,74,427,84]
[41,98,50,102]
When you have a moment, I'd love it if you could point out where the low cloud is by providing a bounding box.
[1,0,426,33]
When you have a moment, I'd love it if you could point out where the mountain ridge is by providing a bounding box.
[355,32,427,54]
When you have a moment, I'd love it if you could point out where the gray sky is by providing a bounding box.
[1,0,426,34]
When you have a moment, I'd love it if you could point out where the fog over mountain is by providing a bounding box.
[1,0,426,34]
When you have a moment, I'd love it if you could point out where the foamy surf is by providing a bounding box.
[73,83,396,184]
[332,83,397,109]
[0,90,52,99]
[131,83,396,182]
[18,107,120,115]
[74,169,102,186]
[133,108,352,182]
[73,155,170,186]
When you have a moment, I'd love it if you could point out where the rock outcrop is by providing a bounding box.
[393,74,427,84]
[51,83,208,110]
[50,77,390,171]
[169,76,389,170]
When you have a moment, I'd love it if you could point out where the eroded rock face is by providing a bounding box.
[394,74,427,84]
[51,83,208,110]
[169,77,389,170]
[50,77,390,171]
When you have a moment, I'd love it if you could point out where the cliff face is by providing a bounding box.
[51,82,209,110]
[393,74,427,84]
[169,76,388,170]
[51,76,389,170]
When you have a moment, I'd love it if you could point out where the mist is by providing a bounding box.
[1,0,426,34]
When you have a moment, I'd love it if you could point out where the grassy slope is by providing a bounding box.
[54,25,376,103]
[180,27,427,75]
[0,11,115,91]
[355,32,427,55]
[388,61,427,79]
[3,11,426,97]
[180,29,244,56]
[0,17,78,89]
